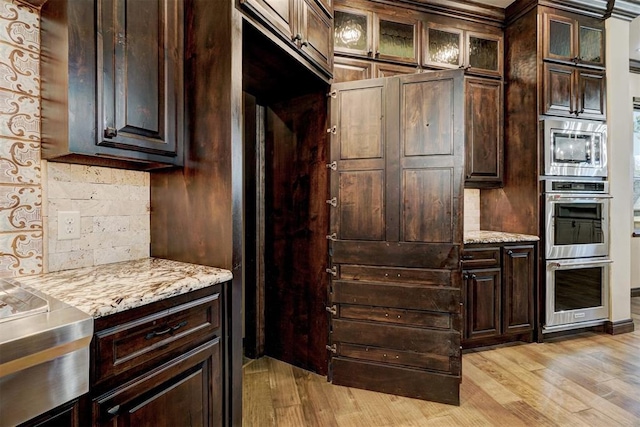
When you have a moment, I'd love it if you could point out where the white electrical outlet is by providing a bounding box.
[58,211,81,240]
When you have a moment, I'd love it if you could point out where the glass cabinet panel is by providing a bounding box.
[549,19,572,58]
[467,33,501,77]
[426,27,462,67]
[378,18,416,62]
[579,25,603,64]
[334,10,370,55]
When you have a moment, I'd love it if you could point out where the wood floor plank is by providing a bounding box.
[243,300,640,426]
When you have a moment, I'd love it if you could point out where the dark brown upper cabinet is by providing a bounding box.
[241,0,333,74]
[542,62,606,120]
[40,0,184,170]
[333,6,418,64]
[543,11,605,68]
[423,24,502,78]
[465,77,503,187]
[333,57,373,83]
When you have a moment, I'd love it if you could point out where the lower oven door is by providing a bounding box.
[544,258,611,332]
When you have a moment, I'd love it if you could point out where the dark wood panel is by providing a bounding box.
[337,86,384,160]
[481,8,540,235]
[300,0,333,71]
[465,77,503,185]
[374,62,419,78]
[333,280,459,312]
[339,304,452,329]
[401,78,454,156]
[461,247,500,268]
[331,358,460,405]
[402,168,453,243]
[464,268,501,340]
[543,62,574,115]
[338,170,385,241]
[149,1,243,424]
[332,319,460,356]
[338,343,450,372]
[577,68,606,119]
[333,57,373,83]
[502,245,535,334]
[263,91,330,375]
[332,240,460,269]
[339,264,451,285]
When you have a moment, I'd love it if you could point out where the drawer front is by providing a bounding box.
[94,293,220,384]
[339,304,451,330]
[461,248,500,269]
[338,342,451,372]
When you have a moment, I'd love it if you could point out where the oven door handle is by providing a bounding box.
[549,259,613,269]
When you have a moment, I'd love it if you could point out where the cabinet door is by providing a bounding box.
[466,31,502,78]
[423,24,463,70]
[543,13,576,63]
[333,57,373,83]
[464,268,501,340]
[577,20,604,68]
[576,68,606,119]
[299,0,332,72]
[502,246,534,335]
[240,0,294,41]
[93,340,221,427]
[97,0,183,159]
[374,62,419,78]
[542,62,575,117]
[543,12,604,68]
[464,77,503,187]
[374,15,418,64]
[333,7,372,57]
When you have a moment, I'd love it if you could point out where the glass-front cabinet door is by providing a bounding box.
[543,12,604,68]
[334,7,372,56]
[423,23,463,69]
[375,15,418,63]
[466,31,502,78]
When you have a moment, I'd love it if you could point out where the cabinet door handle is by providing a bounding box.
[107,404,120,417]
[292,33,302,42]
[145,320,188,340]
[471,274,477,279]
[104,127,118,138]
[301,40,308,47]
[507,250,513,255]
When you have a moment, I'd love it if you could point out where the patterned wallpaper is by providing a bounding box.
[0,0,150,277]
[0,0,42,277]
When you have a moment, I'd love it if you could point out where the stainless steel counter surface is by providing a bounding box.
[464,230,540,245]
[15,258,233,319]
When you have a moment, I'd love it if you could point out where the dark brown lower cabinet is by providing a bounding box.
[93,340,220,427]
[17,400,80,427]
[89,285,226,427]
[462,243,536,348]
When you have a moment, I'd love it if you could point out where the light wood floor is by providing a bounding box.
[243,297,640,426]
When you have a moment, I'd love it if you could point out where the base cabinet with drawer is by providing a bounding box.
[88,285,225,427]
[462,243,536,348]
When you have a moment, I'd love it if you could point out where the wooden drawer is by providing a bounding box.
[461,248,500,269]
[338,304,451,330]
[338,343,451,372]
[93,293,220,384]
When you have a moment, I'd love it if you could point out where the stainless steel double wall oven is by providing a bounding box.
[542,118,610,333]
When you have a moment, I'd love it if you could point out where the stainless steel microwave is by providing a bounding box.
[543,119,607,178]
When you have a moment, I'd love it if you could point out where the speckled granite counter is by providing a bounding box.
[16,258,233,318]
[464,230,539,245]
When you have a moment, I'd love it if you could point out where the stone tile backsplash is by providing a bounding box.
[464,189,480,232]
[43,162,150,272]
[0,0,150,276]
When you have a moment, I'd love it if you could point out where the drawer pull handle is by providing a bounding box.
[461,255,473,260]
[145,320,188,340]
[107,404,120,416]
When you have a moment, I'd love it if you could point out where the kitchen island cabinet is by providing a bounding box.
[462,232,538,349]
[16,258,233,427]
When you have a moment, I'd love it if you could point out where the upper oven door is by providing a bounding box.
[545,193,610,259]
[543,119,607,177]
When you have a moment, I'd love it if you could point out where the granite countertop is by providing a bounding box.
[464,230,539,245]
[16,258,233,318]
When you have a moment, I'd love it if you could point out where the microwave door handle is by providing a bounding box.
[549,259,613,270]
